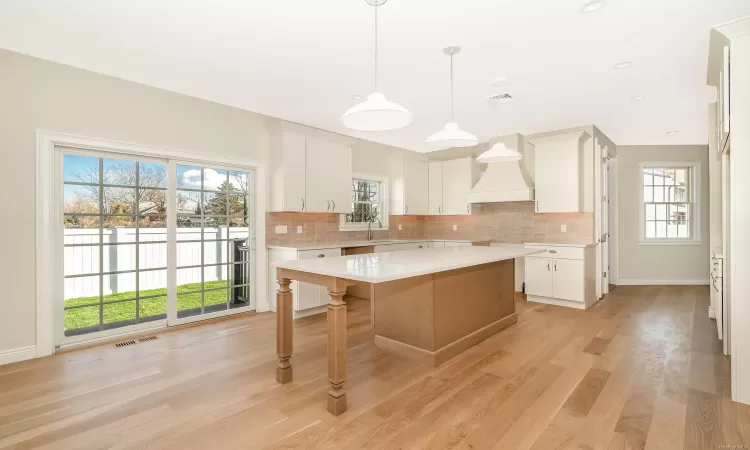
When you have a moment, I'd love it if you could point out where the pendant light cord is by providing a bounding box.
[374,5,379,91]
[450,53,454,122]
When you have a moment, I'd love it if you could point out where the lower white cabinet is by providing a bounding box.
[444,241,472,248]
[523,244,596,309]
[268,247,341,318]
[374,242,428,252]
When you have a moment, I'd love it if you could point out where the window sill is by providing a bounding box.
[339,224,389,232]
[638,239,702,246]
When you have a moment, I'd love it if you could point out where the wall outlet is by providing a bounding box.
[398,224,403,231]
[275,225,288,234]
[297,226,303,234]
[561,224,567,233]
[453,224,458,231]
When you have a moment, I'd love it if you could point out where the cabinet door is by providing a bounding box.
[428,161,443,215]
[304,136,333,212]
[524,256,553,298]
[442,158,473,215]
[404,158,429,215]
[328,141,353,214]
[533,135,581,213]
[552,258,584,302]
[282,132,306,212]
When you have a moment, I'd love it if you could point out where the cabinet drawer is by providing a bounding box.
[524,245,584,260]
[298,248,342,260]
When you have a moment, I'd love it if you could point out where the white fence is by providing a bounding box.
[64,227,252,299]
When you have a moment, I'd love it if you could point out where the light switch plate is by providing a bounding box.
[453,224,458,231]
[297,226,303,234]
[275,225,288,234]
[561,224,567,232]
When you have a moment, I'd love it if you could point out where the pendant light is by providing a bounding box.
[341,0,412,132]
[425,46,478,149]
[476,141,523,163]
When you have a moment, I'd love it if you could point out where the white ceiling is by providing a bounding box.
[1,0,748,152]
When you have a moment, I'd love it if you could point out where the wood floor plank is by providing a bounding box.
[0,287,743,449]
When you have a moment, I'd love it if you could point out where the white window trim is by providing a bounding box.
[637,161,701,246]
[36,130,267,358]
[339,172,389,232]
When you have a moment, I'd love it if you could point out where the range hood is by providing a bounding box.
[469,134,534,204]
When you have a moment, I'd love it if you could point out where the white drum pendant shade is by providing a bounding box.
[425,122,478,149]
[341,92,413,131]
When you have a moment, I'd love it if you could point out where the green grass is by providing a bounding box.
[64,280,233,331]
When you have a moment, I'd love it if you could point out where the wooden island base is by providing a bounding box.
[275,258,518,416]
[371,259,517,367]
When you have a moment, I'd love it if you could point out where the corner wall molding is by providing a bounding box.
[0,346,37,366]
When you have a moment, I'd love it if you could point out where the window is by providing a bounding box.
[640,163,700,244]
[339,174,388,231]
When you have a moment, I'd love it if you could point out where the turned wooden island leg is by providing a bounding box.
[276,277,293,384]
[327,287,348,415]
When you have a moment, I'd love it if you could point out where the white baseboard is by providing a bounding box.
[0,346,37,366]
[616,278,710,286]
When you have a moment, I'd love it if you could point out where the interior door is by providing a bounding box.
[524,256,553,298]
[601,154,610,295]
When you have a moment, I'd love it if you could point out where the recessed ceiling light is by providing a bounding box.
[666,130,680,135]
[491,77,507,86]
[632,95,644,100]
[580,0,606,13]
[614,61,632,70]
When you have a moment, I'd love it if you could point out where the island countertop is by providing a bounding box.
[272,244,544,283]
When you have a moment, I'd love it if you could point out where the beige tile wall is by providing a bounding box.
[266,202,593,246]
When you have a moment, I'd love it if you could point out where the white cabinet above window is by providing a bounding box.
[270,126,352,213]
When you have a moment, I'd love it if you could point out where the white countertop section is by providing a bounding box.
[272,244,544,283]
[267,239,471,251]
[524,242,595,248]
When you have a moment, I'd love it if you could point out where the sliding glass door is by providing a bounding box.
[61,149,256,344]
[170,163,255,324]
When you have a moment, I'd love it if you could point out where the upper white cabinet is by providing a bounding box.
[716,45,730,153]
[530,131,590,213]
[440,157,480,215]
[270,128,352,213]
[270,131,306,212]
[388,153,429,215]
[428,161,443,215]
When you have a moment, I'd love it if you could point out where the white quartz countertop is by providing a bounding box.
[267,239,471,251]
[523,242,595,248]
[272,244,544,283]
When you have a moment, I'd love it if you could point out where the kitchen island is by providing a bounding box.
[273,244,543,415]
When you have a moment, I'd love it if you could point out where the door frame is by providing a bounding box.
[36,130,266,356]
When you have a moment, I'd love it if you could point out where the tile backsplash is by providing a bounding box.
[266,202,593,247]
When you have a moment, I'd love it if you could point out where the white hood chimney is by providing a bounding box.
[469,133,534,203]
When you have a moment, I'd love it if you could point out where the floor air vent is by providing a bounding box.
[114,340,137,348]
[138,336,158,343]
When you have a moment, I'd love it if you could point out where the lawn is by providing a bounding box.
[64,280,233,331]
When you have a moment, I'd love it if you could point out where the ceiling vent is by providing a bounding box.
[487,93,515,103]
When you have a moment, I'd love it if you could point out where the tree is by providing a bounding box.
[204,180,246,225]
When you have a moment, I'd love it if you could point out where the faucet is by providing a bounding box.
[367,215,383,242]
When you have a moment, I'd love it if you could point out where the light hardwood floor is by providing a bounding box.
[1,286,748,449]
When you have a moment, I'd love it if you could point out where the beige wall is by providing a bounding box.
[0,49,418,354]
[616,145,710,283]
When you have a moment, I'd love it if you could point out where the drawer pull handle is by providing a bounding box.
[548,250,558,254]
[317,254,325,258]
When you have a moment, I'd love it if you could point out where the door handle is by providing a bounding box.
[301,198,305,211]
[326,200,330,211]
[317,254,325,258]
[536,201,539,212]
[547,261,551,271]
[466,204,470,213]
[331,200,335,211]
[405,205,408,214]
[548,250,557,254]
[554,262,558,271]
[439,205,442,214]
